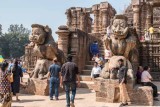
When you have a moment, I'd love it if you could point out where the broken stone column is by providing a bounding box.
[98,11,102,33]
[100,2,109,35]
[65,9,72,28]
[76,7,81,29]
[132,4,140,35]
[92,4,99,33]
[56,25,70,57]
[146,3,152,29]
[80,11,86,32]
[71,8,78,28]
[101,9,108,35]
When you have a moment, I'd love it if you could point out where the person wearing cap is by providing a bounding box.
[60,55,80,107]
[47,58,61,100]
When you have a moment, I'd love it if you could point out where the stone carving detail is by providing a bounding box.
[101,15,139,80]
[65,7,92,33]
[28,24,65,79]
[101,56,134,81]
[153,7,160,24]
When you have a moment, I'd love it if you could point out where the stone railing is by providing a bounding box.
[56,25,101,73]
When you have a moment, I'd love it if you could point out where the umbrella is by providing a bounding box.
[0,55,4,63]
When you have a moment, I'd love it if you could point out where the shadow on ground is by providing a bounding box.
[12,106,24,107]
[12,99,44,103]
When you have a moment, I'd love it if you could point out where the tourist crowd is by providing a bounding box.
[47,55,80,107]
[89,40,159,106]
[0,55,80,107]
[0,59,24,107]
[90,41,112,80]
[142,26,160,41]
[0,41,159,107]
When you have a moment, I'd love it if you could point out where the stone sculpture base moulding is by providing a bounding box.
[93,78,153,106]
[20,78,63,96]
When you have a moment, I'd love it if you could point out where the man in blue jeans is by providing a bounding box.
[47,58,61,100]
[60,55,80,107]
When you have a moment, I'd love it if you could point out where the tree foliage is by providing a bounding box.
[0,24,30,58]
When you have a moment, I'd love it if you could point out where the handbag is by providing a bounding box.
[9,67,14,83]
[9,73,13,83]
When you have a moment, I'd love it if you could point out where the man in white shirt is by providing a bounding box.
[91,62,101,79]
[141,66,159,100]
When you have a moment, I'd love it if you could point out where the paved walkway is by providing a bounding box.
[12,82,160,107]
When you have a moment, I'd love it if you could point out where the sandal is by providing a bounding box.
[16,99,20,101]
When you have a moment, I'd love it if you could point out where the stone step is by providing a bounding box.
[99,47,105,50]
[87,61,95,65]
[80,81,94,89]
[80,75,91,81]
[82,70,92,75]
[84,65,93,70]
[99,50,104,54]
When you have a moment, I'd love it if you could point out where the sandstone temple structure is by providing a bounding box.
[125,0,160,37]
[24,1,116,74]
[65,3,116,35]
[125,0,160,80]
[22,0,160,106]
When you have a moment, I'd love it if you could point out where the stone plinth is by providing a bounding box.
[20,78,63,96]
[93,78,153,106]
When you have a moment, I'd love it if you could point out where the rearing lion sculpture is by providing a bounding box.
[101,15,139,81]
[28,24,65,79]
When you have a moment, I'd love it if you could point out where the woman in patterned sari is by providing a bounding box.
[0,62,12,107]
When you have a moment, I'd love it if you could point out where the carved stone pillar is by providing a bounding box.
[99,2,110,36]
[92,4,99,33]
[71,9,77,29]
[101,9,108,35]
[132,5,140,35]
[65,9,72,28]
[80,12,86,32]
[56,25,70,57]
[146,3,152,29]
[98,11,102,33]
[76,7,81,29]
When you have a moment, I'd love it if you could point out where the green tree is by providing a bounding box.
[0,24,30,58]
[0,24,9,57]
[0,24,3,55]
[0,24,2,36]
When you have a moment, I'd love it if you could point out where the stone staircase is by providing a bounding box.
[80,44,105,89]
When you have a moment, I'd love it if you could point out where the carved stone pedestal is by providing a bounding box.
[93,78,153,106]
[20,79,63,96]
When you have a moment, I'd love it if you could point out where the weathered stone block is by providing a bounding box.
[20,78,63,96]
[96,97,107,102]
[96,92,107,98]
[20,79,49,95]
[93,78,153,106]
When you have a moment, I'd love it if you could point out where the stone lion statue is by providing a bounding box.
[28,24,65,79]
[101,14,139,79]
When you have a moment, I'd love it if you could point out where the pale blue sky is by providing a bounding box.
[0,0,131,40]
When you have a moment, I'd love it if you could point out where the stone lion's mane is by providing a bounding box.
[110,14,128,26]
